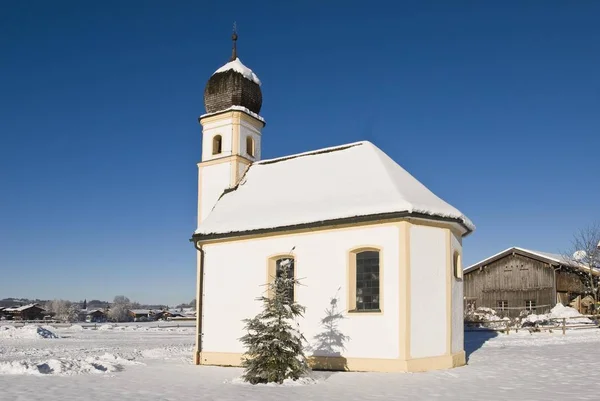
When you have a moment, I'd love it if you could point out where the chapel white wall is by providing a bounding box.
[199,163,230,223]
[200,225,400,360]
[409,225,447,359]
[451,232,464,355]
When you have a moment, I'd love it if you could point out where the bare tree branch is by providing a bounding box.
[562,222,600,303]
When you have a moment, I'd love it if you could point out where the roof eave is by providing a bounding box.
[191,211,473,245]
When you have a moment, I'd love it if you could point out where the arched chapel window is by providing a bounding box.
[453,251,462,280]
[267,255,296,301]
[349,248,381,312]
[275,257,295,301]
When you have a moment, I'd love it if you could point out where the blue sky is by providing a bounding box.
[1,1,598,305]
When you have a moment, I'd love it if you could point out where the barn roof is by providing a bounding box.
[464,246,599,275]
[4,303,43,312]
[129,309,153,315]
[194,141,474,240]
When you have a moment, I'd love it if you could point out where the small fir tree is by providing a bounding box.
[239,258,309,384]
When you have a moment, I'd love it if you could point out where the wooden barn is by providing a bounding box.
[3,303,46,320]
[464,247,598,317]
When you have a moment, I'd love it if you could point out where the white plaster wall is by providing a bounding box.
[201,118,234,161]
[237,161,249,180]
[199,163,230,222]
[239,121,262,161]
[410,225,447,359]
[200,225,400,359]
[451,232,464,354]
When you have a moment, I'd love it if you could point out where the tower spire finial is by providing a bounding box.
[230,22,238,61]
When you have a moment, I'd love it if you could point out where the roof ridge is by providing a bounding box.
[195,140,475,238]
[256,141,368,166]
[464,246,592,274]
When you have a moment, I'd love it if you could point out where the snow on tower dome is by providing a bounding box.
[213,58,261,86]
[203,32,263,115]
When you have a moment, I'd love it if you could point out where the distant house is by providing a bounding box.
[128,309,150,321]
[464,247,599,317]
[128,309,168,322]
[163,309,195,321]
[85,309,107,323]
[3,303,46,320]
[0,307,6,320]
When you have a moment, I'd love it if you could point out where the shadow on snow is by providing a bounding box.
[464,329,498,362]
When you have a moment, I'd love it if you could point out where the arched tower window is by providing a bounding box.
[246,136,254,157]
[212,135,222,155]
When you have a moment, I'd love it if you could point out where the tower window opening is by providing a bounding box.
[212,135,222,155]
[246,136,254,157]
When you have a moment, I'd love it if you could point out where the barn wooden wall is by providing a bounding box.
[464,254,555,317]
[556,270,585,293]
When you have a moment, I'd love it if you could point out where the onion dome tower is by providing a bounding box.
[196,29,265,228]
[203,30,262,115]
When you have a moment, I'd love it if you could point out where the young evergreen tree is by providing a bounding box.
[239,258,309,384]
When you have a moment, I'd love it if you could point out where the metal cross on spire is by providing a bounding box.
[230,22,238,61]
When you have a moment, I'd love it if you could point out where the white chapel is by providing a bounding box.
[191,33,475,372]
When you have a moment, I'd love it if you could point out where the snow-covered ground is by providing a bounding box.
[1,323,600,400]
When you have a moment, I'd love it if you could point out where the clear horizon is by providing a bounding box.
[1,1,599,305]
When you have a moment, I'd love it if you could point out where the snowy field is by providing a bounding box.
[2,323,600,400]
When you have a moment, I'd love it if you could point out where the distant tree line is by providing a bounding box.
[1,295,194,320]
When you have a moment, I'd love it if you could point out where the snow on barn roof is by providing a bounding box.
[195,141,474,239]
[4,303,43,312]
[464,246,598,275]
[129,309,153,315]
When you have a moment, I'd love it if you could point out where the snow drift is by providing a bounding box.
[0,353,142,376]
[523,304,593,326]
[0,325,59,339]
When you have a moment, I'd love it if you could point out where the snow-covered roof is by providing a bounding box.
[4,303,43,312]
[195,141,474,239]
[129,309,152,315]
[213,58,261,86]
[464,246,598,274]
[199,105,265,124]
[129,309,166,315]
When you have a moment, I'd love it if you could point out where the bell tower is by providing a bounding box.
[197,31,265,225]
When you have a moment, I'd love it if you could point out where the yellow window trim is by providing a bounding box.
[212,134,222,155]
[246,136,255,158]
[266,253,297,301]
[347,246,383,314]
[453,251,462,280]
